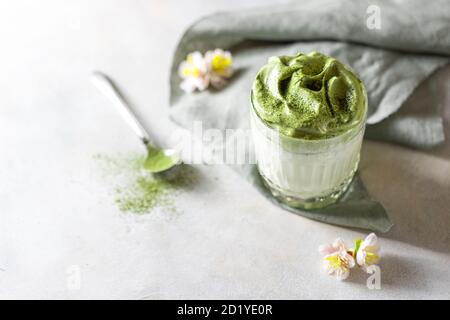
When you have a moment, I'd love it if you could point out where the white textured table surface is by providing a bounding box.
[1,0,450,299]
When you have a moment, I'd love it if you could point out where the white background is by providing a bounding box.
[0,0,450,299]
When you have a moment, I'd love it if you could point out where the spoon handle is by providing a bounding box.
[91,71,151,145]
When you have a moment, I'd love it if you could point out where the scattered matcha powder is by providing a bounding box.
[114,176,172,213]
[94,153,196,214]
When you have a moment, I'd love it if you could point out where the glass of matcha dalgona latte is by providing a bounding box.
[250,52,368,210]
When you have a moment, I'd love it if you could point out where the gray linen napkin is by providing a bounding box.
[168,0,450,232]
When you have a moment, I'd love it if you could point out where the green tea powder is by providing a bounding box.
[94,154,195,214]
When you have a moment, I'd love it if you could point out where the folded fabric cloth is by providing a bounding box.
[168,0,450,232]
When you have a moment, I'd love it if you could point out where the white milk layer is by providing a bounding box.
[251,110,364,200]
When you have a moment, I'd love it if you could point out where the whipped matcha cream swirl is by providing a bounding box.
[251,52,367,139]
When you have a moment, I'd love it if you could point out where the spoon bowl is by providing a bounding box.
[143,144,181,173]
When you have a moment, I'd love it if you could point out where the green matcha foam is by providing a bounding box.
[251,51,367,139]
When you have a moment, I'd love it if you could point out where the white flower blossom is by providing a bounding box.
[178,51,210,93]
[356,233,380,272]
[204,49,233,88]
[178,49,233,93]
[319,238,355,281]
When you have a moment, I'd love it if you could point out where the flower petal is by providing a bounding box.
[356,250,366,266]
[362,233,378,248]
[344,253,356,268]
[319,243,336,256]
[180,79,197,93]
[332,238,347,251]
[335,268,350,281]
